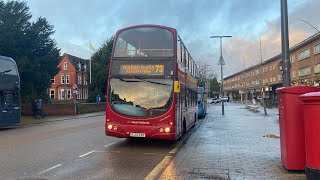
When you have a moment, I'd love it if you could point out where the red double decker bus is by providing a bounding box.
[105,24,198,140]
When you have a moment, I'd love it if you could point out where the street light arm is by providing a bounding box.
[210,36,232,38]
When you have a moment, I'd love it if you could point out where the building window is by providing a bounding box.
[61,75,65,84]
[315,64,320,74]
[50,77,55,84]
[299,67,311,77]
[273,77,275,82]
[61,89,65,99]
[64,62,67,70]
[270,77,272,82]
[66,75,70,84]
[67,89,71,99]
[50,89,55,99]
[299,49,310,60]
[84,77,87,85]
[78,75,82,84]
[291,54,296,63]
[278,75,282,81]
[315,44,320,55]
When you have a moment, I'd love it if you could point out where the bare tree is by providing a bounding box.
[197,61,216,85]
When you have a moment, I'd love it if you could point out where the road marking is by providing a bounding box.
[144,156,172,180]
[169,141,183,154]
[104,142,115,148]
[144,152,157,155]
[38,164,62,175]
[78,150,95,158]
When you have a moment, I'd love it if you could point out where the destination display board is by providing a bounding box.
[119,64,164,75]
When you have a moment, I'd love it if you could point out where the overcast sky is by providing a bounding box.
[24,0,320,79]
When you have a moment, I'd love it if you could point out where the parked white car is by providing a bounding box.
[221,96,229,102]
[207,98,214,104]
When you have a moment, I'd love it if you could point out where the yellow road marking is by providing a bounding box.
[144,156,172,180]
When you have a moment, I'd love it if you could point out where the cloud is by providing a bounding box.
[24,0,318,79]
[215,0,319,78]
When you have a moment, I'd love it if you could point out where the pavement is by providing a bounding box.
[159,102,306,180]
[19,111,105,126]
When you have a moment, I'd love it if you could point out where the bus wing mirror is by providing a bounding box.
[174,81,180,93]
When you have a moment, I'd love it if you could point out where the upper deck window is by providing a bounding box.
[0,60,18,75]
[114,27,174,58]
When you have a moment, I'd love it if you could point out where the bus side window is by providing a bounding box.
[181,86,186,107]
[177,37,181,63]
[183,46,186,67]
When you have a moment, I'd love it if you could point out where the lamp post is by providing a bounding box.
[280,0,291,87]
[210,35,232,115]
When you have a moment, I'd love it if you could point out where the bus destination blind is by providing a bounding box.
[119,64,164,75]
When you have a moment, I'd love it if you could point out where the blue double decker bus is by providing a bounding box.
[0,56,21,126]
[197,87,206,119]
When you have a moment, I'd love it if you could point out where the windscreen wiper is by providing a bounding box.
[134,76,172,86]
[116,77,142,83]
[0,70,12,74]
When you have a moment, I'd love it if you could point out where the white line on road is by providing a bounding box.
[38,164,62,175]
[78,150,95,158]
[144,153,157,155]
[144,156,172,180]
[104,142,115,148]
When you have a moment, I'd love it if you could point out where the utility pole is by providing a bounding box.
[210,35,232,115]
[281,0,291,87]
[259,38,267,115]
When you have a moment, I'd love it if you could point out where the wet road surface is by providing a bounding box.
[0,115,194,179]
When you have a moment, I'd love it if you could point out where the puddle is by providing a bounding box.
[263,134,280,139]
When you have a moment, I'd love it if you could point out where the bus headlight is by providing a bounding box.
[113,125,118,130]
[159,128,164,133]
[107,124,113,130]
[165,127,170,133]
[169,121,174,126]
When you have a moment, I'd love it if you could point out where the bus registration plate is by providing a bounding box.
[130,133,146,137]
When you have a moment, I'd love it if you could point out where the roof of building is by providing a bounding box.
[62,53,89,69]
[224,32,320,80]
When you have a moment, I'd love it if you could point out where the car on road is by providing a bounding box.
[212,98,220,103]
[220,96,229,102]
[207,98,214,104]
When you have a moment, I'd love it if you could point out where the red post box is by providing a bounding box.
[299,92,320,179]
[276,86,320,170]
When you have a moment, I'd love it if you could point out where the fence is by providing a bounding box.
[22,102,105,116]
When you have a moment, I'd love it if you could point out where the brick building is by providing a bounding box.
[48,53,89,100]
[224,32,320,102]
